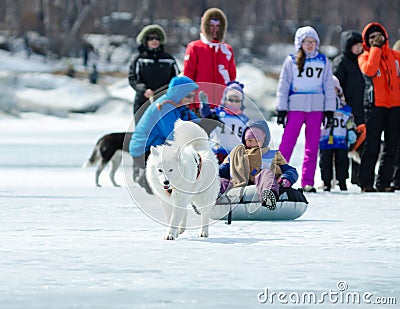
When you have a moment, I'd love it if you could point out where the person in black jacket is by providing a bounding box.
[391,39,400,190]
[332,30,365,185]
[128,24,180,124]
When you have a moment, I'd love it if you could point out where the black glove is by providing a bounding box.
[324,111,334,127]
[371,33,385,48]
[277,111,288,127]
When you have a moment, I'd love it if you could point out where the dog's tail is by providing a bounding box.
[173,119,210,150]
[82,144,100,168]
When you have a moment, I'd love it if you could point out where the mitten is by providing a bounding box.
[278,177,292,188]
[277,110,288,127]
[371,34,385,48]
[324,111,334,127]
[347,130,357,146]
[199,91,211,118]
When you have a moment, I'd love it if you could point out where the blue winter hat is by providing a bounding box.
[168,76,197,90]
[166,76,199,103]
[242,120,271,147]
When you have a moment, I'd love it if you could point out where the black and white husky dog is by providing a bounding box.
[82,132,132,187]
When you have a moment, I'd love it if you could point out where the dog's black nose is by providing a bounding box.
[164,180,169,185]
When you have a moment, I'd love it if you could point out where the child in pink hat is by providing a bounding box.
[219,120,298,209]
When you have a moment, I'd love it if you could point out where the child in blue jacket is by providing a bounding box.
[129,76,199,193]
[319,76,357,191]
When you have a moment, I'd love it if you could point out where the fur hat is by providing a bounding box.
[221,81,245,110]
[201,8,227,42]
[294,26,320,51]
[136,24,167,45]
[393,40,400,52]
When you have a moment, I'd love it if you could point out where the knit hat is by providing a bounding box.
[166,76,199,103]
[136,24,167,45]
[221,81,245,110]
[294,26,320,51]
[332,75,343,95]
[242,120,271,148]
[244,127,266,144]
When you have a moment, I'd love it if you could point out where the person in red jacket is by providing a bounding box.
[357,22,400,192]
[183,7,237,114]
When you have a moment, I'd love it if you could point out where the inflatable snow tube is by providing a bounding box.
[210,185,308,221]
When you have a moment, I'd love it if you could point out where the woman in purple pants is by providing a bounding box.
[276,26,336,192]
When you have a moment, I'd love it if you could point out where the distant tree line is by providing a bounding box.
[0,0,399,62]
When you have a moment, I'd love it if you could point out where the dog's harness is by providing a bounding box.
[163,152,203,196]
[193,152,202,180]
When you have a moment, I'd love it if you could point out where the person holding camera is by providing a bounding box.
[357,22,400,192]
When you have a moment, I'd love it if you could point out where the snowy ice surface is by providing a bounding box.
[1,111,399,309]
[0,51,399,309]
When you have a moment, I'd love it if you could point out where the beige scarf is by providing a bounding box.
[229,145,287,188]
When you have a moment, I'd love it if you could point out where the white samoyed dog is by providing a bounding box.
[146,119,220,240]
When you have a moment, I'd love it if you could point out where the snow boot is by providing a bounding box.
[303,185,317,193]
[338,180,347,191]
[261,189,277,211]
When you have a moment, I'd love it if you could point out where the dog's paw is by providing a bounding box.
[179,227,186,234]
[164,234,175,240]
[198,231,209,238]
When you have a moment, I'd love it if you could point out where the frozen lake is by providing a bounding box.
[0,112,399,308]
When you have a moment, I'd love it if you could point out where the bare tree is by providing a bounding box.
[61,0,98,56]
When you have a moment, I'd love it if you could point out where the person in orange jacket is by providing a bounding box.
[357,22,400,192]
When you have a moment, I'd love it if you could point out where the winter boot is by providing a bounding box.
[323,182,331,192]
[391,183,400,191]
[338,180,347,191]
[261,189,277,210]
[303,185,317,193]
[361,186,377,193]
[377,186,395,192]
